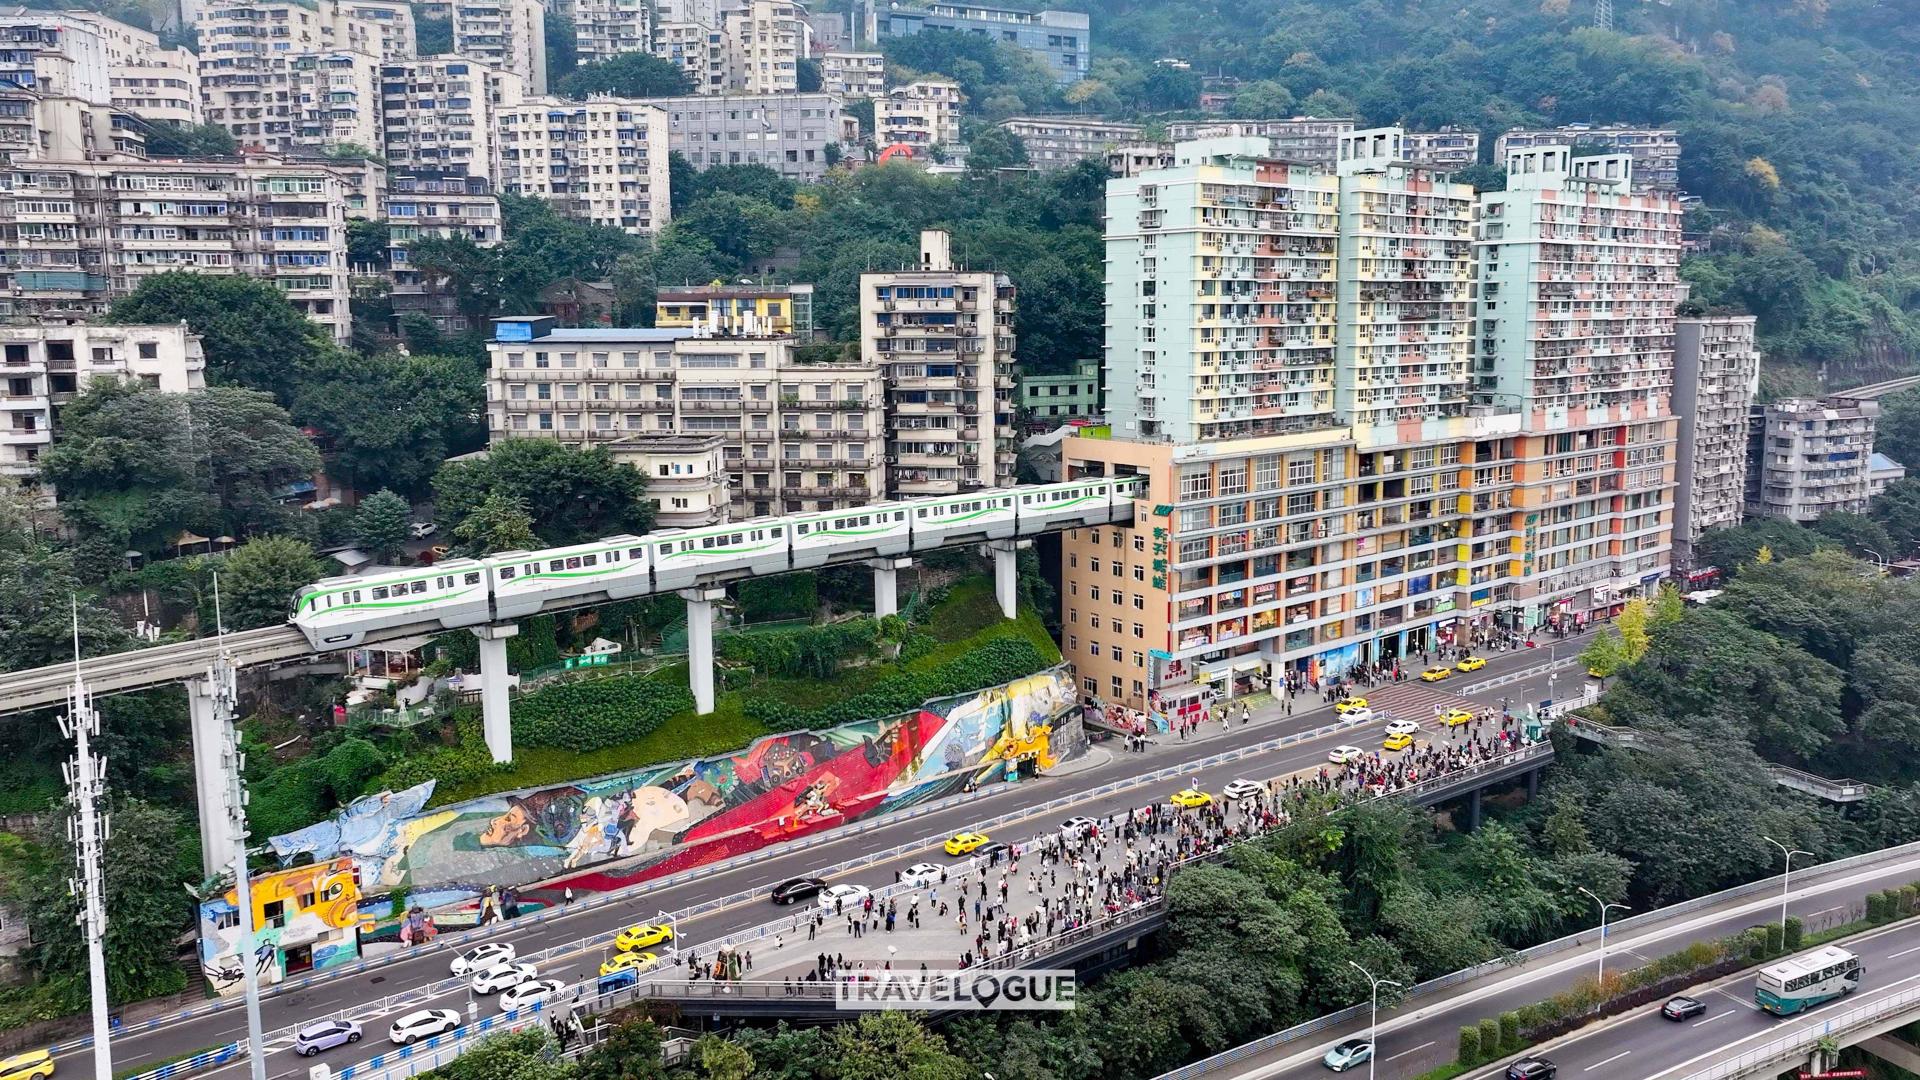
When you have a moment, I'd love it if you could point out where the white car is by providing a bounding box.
[1059,816,1097,836]
[1222,779,1268,801]
[408,522,437,539]
[1328,745,1364,765]
[1339,706,1375,725]
[818,883,871,910]
[1384,719,1420,738]
[900,862,944,888]
[499,979,568,1013]
[388,1008,461,1045]
[469,961,537,995]
[450,941,516,976]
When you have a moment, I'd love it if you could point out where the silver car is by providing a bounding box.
[293,1019,362,1056]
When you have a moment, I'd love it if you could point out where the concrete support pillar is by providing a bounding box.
[1467,787,1483,831]
[871,557,912,619]
[1527,768,1541,800]
[187,676,236,880]
[470,623,520,764]
[681,587,726,715]
[1863,1036,1920,1074]
[987,540,1025,620]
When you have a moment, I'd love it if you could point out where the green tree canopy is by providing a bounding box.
[353,489,411,561]
[219,535,328,630]
[142,121,238,158]
[433,439,652,547]
[557,51,694,98]
[109,273,333,406]
[294,349,484,497]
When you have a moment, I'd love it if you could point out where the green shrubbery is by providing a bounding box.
[718,618,879,680]
[742,637,1052,729]
[513,676,693,752]
[737,572,818,621]
[375,717,506,797]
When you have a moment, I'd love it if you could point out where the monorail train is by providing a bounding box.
[291,476,1145,649]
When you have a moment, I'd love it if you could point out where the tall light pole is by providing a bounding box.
[1763,836,1814,938]
[1347,960,1401,1080]
[60,601,113,1080]
[212,576,269,1080]
[1577,886,1629,982]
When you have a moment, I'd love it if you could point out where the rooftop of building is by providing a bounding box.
[658,283,814,300]
[489,317,695,344]
[608,432,729,452]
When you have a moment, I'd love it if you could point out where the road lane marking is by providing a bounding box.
[1644,967,1920,1079]
[1585,1050,1631,1071]
[1384,1040,1434,1061]
[1693,1009,1734,1025]
[1887,944,1920,959]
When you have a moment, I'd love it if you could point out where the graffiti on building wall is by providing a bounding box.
[198,857,361,996]
[264,667,1080,930]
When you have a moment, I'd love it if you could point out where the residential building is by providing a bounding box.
[109,48,203,125]
[0,92,144,163]
[607,432,730,526]
[1016,357,1100,429]
[1402,126,1480,169]
[0,14,113,101]
[451,0,547,94]
[537,277,618,326]
[496,98,670,235]
[1745,397,1879,522]
[47,11,152,68]
[379,58,522,184]
[996,116,1142,170]
[1870,452,1906,498]
[290,51,382,151]
[0,321,207,485]
[331,0,417,60]
[724,0,804,95]
[1163,117,1354,165]
[656,284,814,337]
[1494,124,1681,193]
[653,22,731,95]
[1671,315,1759,568]
[386,171,501,334]
[819,51,884,99]
[196,859,362,997]
[197,0,414,152]
[879,3,1089,85]
[1105,141,1173,177]
[559,0,652,66]
[485,318,886,517]
[653,91,857,180]
[860,228,1018,495]
[0,155,355,342]
[877,79,961,150]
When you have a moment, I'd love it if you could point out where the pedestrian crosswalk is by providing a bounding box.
[1356,681,1482,721]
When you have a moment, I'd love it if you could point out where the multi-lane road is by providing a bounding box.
[66,645,1575,1080]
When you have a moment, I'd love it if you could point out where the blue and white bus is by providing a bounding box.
[1756,945,1864,1015]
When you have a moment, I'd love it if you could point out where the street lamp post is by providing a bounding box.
[1763,836,1814,937]
[1577,886,1630,982]
[1347,960,1402,1080]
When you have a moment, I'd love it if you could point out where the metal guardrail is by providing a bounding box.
[1155,833,1920,1080]
[1764,763,1876,803]
[1679,982,1920,1079]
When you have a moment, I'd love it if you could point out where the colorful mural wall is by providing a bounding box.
[197,858,361,997]
[263,666,1079,936]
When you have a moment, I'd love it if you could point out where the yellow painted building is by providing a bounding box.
[656,284,814,338]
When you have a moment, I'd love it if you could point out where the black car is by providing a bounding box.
[771,876,827,905]
[1507,1059,1557,1080]
[1661,995,1707,1020]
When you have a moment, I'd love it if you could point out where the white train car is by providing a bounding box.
[907,491,1019,549]
[1016,477,1144,534]
[788,503,913,569]
[291,560,493,649]
[649,519,794,594]
[485,535,654,621]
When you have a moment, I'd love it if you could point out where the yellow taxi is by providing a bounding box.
[1455,656,1487,673]
[599,951,658,978]
[1440,707,1474,728]
[1170,789,1213,809]
[1383,732,1414,751]
[614,923,675,952]
[944,831,991,856]
[1333,697,1370,714]
[1420,666,1453,682]
[0,1050,54,1080]
[1587,667,1607,678]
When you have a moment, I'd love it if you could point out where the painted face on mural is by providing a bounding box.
[480,788,587,848]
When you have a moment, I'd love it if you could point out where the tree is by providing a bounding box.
[414,4,451,53]
[1810,511,1894,560]
[1616,597,1651,663]
[219,536,327,630]
[666,193,790,268]
[796,56,822,92]
[143,121,238,158]
[354,489,412,562]
[1872,478,1920,555]
[293,349,485,497]
[965,126,1029,172]
[110,273,333,406]
[1140,63,1202,110]
[415,1029,574,1080]
[1579,628,1627,678]
[544,10,577,82]
[433,439,652,547]
[1691,519,1820,572]
[347,218,391,269]
[575,1016,667,1080]
[1873,391,1920,481]
[452,492,540,556]
[558,51,694,99]
[1229,79,1295,117]
[697,1035,754,1080]
[827,1013,973,1080]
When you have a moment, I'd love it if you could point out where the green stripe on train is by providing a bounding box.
[304,587,481,616]
[658,542,782,561]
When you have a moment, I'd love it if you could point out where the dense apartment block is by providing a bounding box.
[197,0,414,152]
[485,318,886,517]
[290,51,382,150]
[607,431,730,526]
[877,79,962,150]
[1163,117,1355,165]
[497,98,670,234]
[379,58,522,183]
[1745,397,1878,522]
[0,322,207,486]
[1494,124,1681,193]
[386,171,501,333]
[1105,141,1173,177]
[109,48,203,125]
[1016,357,1101,428]
[1671,315,1759,567]
[0,155,354,342]
[725,0,804,95]
[1401,126,1480,169]
[656,284,814,337]
[558,0,653,65]
[0,14,113,101]
[451,0,547,94]
[820,51,884,99]
[997,116,1142,170]
[653,92,856,180]
[0,93,144,163]
[879,3,1089,85]
[860,229,1018,496]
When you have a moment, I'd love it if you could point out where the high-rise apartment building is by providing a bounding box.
[1163,117,1355,165]
[0,15,113,101]
[1671,315,1758,567]
[1401,126,1480,169]
[485,318,886,518]
[290,52,383,150]
[1745,397,1878,523]
[996,116,1143,170]
[387,171,502,333]
[496,98,671,234]
[451,0,547,94]
[653,22,731,94]
[197,0,415,152]
[723,0,804,95]
[0,155,355,342]
[860,229,1018,496]
[820,51,884,99]
[877,79,962,150]
[379,58,523,183]
[653,92,856,181]
[879,3,1088,85]
[558,0,653,65]
[1494,125,1681,193]
[109,48,203,125]
[0,322,207,487]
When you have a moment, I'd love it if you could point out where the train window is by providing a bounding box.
[465,572,481,585]
[582,554,598,567]
[701,537,714,549]
[733,533,744,544]
[796,524,809,534]
[860,515,871,526]
[548,559,564,571]
[605,551,618,563]
[372,586,389,600]
[630,548,647,560]
[498,567,515,580]
[771,527,783,537]
[412,581,428,594]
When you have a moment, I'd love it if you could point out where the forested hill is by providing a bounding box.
[1045,0,1920,390]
